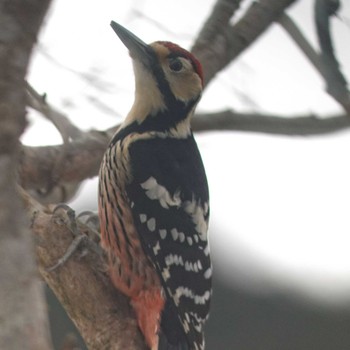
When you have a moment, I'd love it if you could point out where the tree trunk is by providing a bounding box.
[0,1,53,349]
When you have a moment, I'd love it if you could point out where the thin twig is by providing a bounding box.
[26,81,85,197]
[314,0,350,113]
[26,81,83,141]
[278,11,350,115]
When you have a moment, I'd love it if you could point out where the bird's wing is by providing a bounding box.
[126,135,211,348]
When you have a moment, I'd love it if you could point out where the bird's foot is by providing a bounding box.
[47,204,102,272]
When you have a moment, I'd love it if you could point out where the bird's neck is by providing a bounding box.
[124,102,193,137]
[120,61,199,137]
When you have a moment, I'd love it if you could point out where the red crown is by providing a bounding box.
[157,41,204,85]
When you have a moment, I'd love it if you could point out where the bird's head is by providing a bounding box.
[110,21,203,132]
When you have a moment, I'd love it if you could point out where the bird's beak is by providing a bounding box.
[110,21,154,68]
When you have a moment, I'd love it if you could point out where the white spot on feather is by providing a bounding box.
[147,217,156,232]
[165,254,184,267]
[171,228,179,241]
[141,177,181,209]
[183,198,209,240]
[159,229,167,239]
[162,267,170,281]
[153,241,160,255]
[185,261,193,271]
[204,267,212,279]
[179,231,185,242]
[139,213,147,223]
[174,286,210,306]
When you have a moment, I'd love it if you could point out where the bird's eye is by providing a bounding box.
[169,58,183,72]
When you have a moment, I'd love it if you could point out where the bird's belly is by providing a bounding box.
[98,185,161,297]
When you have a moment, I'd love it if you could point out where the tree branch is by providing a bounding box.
[278,13,324,74]
[278,10,350,115]
[21,191,147,350]
[191,0,243,86]
[25,82,87,203]
[19,108,350,202]
[19,128,112,199]
[26,82,84,142]
[314,0,350,113]
[193,110,350,135]
[192,0,298,86]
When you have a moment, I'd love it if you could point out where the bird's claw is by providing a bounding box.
[46,234,88,272]
[47,204,97,272]
[52,203,79,237]
[77,210,100,243]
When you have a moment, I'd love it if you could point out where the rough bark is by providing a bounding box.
[0,0,53,349]
[22,194,147,350]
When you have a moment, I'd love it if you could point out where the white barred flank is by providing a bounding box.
[163,253,203,273]
[141,176,209,240]
[173,286,210,306]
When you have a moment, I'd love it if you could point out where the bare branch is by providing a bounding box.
[278,13,323,73]
[19,107,350,200]
[278,12,350,115]
[191,0,243,86]
[192,0,298,86]
[25,82,86,201]
[314,0,350,113]
[19,129,112,191]
[26,82,84,142]
[193,110,350,135]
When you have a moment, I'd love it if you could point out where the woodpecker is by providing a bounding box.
[98,21,211,350]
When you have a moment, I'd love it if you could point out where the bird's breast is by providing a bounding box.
[98,137,161,297]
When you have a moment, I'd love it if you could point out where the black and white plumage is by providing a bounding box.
[98,21,211,350]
